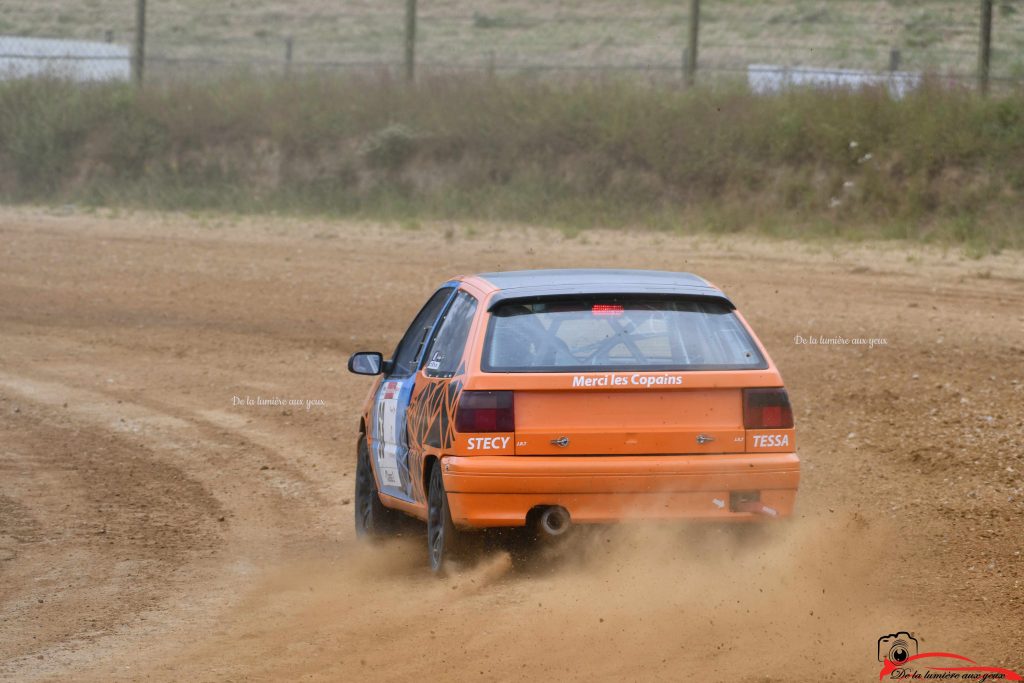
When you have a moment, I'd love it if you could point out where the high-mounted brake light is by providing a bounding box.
[743,388,794,429]
[455,391,514,433]
[592,304,624,316]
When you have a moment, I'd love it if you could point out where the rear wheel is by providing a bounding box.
[426,462,466,573]
[354,437,400,538]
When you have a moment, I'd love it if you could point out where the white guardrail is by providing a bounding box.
[748,63,922,98]
[0,36,130,82]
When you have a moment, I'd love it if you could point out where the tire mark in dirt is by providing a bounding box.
[0,371,329,680]
[0,391,221,677]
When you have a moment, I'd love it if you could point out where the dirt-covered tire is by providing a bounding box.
[354,437,401,538]
[426,461,466,573]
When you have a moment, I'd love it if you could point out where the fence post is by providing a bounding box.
[684,0,700,87]
[888,48,901,72]
[404,0,417,82]
[978,0,993,95]
[285,36,293,75]
[132,0,146,86]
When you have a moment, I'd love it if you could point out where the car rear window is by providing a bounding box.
[483,298,767,372]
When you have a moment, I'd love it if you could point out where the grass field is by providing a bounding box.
[4,1,1024,79]
[1,74,1022,252]
[3,3,1023,252]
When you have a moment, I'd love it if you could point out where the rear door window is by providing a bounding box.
[389,287,454,377]
[423,291,478,377]
[483,298,766,372]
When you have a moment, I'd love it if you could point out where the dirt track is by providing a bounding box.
[1,206,1022,682]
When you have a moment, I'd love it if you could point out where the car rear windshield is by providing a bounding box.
[483,297,767,372]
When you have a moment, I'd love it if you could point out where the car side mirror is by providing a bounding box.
[348,351,385,376]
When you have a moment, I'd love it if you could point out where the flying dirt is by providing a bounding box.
[1,207,1022,681]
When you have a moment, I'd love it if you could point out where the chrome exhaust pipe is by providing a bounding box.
[538,506,571,537]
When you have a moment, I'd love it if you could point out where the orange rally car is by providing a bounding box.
[347,269,798,572]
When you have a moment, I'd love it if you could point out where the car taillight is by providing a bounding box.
[455,391,514,433]
[743,388,793,429]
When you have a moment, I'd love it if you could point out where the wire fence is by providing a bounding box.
[2,1,1024,91]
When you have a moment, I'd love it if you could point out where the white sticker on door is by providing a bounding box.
[376,381,402,487]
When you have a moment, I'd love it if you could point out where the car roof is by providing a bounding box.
[470,269,733,309]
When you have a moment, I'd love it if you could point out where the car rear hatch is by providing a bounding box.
[477,294,783,456]
[513,383,745,455]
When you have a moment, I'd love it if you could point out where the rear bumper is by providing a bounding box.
[443,453,800,528]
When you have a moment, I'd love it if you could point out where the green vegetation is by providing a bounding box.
[1,74,1022,250]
